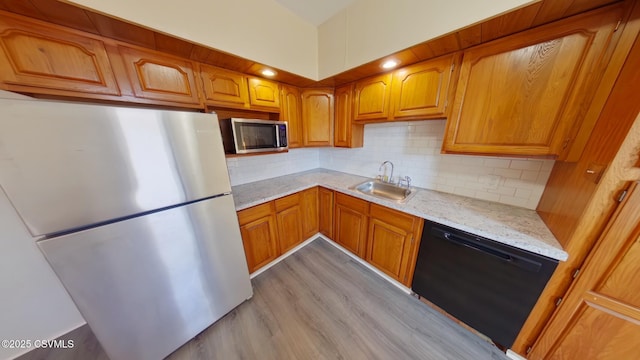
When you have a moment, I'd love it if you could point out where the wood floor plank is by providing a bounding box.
[168,238,508,360]
[21,238,508,359]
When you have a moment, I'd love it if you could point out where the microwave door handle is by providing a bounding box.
[275,125,281,147]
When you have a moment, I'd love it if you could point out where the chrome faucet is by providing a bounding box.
[379,161,394,183]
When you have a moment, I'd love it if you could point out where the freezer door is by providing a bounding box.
[37,195,252,360]
[0,99,231,236]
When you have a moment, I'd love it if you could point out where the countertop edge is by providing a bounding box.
[231,170,568,262]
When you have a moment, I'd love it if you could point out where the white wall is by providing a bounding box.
[319,121,553,209]
[0,190,85,360]
[227,148,320,186]
[317,0,535,78]
[67,0,318,79]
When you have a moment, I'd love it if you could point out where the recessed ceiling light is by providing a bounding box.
[381,60,399,69]
[261,69,276,77]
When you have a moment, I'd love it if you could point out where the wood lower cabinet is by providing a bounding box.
[529,182,640,359]
[301,187,319,239]
[0,12,120,98]
[318,187,334,238]
[334,193,369,257]
[334,83,363,148]
[280,84,303,148]
[247,77,280,111]
[301,88,334,147]
[117,45,202,106]
[366,204,423,286]
[443,6,623,157]
[275,193,304,254]
[199,64,249,109]
[237,202,279,274]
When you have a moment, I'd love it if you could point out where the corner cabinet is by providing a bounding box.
[301,88,334,147]
[274,193,304,254]
[353,73,392,121]
[443,6,623,157]
[352,53,459,123]
[390,54,458,120]
[334,83,364,148]
[0,12,121,98]
[334,193,369,257]
[318,187,334,238]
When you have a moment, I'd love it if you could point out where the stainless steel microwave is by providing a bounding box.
[219,118,288,154]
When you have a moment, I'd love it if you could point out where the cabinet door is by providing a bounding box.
[274,193,304,253]
[390,54,458,119]
[301,88,334,147]
[334,193,368,257]
[118,46,201,105]
[237,203,278,274]
[199,64,249,109]
[247,77,280,111]
[530,183,640,359]
[301,187,319,239]
[0,14,120,97]
[334,83,364,148]
[353,73,392,121]
[443,7,622,157]
[280,84,303,148]
[366,204,422,286]
[318,187,334,239]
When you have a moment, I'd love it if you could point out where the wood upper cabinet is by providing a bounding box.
[301,88,334,147]
[117,45,202,105]
[301,187,319,239]
[199,64,249,109]
[280,84,303,148]
[318,187,334,239]
[237,202,279,274]
[334,193,369,257]
[443,6,623,157]
[247,77,280,111]
[0,13,120,97]
[366,204,423,286]
[353,73,392,121]
[275,193,304,254]
[334,83,364,148]
[390,54,458,120]
[529,183,640,359]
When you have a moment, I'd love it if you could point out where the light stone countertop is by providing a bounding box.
[231,168,568,261]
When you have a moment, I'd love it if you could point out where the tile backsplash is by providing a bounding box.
[320,120,553,209]
[226,148,320,186]
[227,120,554,209]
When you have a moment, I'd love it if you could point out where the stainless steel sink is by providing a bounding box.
[350,179,416,203]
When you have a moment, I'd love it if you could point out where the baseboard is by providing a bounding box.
[317,235,412,295]
[506,349,528,360]
[249,236,317,279]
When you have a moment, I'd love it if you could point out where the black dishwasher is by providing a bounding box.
[411,220,558,347]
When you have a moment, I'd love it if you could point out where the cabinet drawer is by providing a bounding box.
[237,202,274,225]
[370,204,417,231]
[274,192,301,212]
[335,192,369,214]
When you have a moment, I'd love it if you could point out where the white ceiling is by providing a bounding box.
[273,0,357,26]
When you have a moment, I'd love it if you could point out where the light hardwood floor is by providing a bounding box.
[21,238,508,359]
[168,238,508,360]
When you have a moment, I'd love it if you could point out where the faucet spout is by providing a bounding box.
[379,161,394,183]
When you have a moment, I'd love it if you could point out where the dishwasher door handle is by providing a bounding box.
[433,228,542,272]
